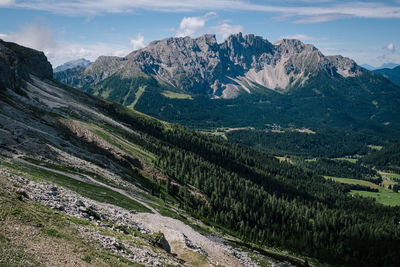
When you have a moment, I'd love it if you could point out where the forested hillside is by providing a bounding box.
[100,101,400,266]
[225,127,390,157]
[362,142,400,168]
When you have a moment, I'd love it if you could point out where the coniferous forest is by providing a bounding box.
[102,101,400,266]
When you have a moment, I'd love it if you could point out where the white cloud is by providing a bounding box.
[0,33,7,39]
[0,0,14,6]
[48,42,131,67]
[1,23,132,67]
[210,23,243,40]
[130,34,145,50]
[385,42,395,53]
[320,46,400,68]
[293,13,352,24]
[280,34,327,41]
[6,1,400,23]
[175,12,243,40]
[4,24,56,52]
[176,12,216,37]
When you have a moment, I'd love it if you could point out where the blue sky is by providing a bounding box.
[0,0,399,68]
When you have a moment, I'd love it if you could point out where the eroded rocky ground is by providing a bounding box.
[1,165,291,266]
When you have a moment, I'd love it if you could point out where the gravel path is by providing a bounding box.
[133,213,246,266]
[14,156,158,214]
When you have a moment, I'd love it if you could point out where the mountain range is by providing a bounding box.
[54,33,400,134]
[54,58,91,73]
[57,33,363,98]
[361,63,399,71]
[2,37,400,266]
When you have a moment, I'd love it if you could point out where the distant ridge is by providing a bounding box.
[361,62,399,71]
[54,58,91,73]
[373,65,400,86]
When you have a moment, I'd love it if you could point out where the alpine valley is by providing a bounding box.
[1,33,400,267]
[55,33,400,134]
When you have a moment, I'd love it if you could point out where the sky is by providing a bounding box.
[0,0,399,68]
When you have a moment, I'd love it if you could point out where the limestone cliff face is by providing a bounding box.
[67,33,363,98]
[0,39,52,91]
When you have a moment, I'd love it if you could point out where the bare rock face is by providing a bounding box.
[0,39,53,91]
[69,33,364,98]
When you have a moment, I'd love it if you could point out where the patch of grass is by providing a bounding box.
[23,158,117,186]
[172,241,209,267]
[249,252,272,267]
[368,145,383,151]
[7,161,151,213]
[295,128,316,134]
[129,85,146,109]
[324,176,379,189]
[68,216,91,226]
[275,156,292,164]
[43,227,65,238]
[0,234,42,267]
[381,178,397,189]
[305,158,317,162]
[82,255,92,263]
[161,90,193,100]
[333,157,358,163]
[380,171,400,181]
[92,125,155,164]
[351,189,400,206]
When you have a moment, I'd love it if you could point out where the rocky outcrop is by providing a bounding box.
[0,39,52,91]
[66,33,364,98]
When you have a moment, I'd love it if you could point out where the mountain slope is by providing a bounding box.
[3,40,400,266]
[373,65,400,86]
[54,34,400,134]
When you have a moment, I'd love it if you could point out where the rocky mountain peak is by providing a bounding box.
[221,33,274,61]
[62,33,365,99]
[275,39,317,55]
[326,55,362,77]
[54,58,91,73]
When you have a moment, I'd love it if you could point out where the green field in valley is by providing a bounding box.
[380,171,400,181]
[161,90,193,100]
[324,176,379,189]
[332,157,359,164]
[351,189,400,206]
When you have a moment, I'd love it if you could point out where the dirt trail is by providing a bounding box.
[13,157,244,266]
[13,157,158,214]
[133,213,244,266]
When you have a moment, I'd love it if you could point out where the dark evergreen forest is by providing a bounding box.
[99,100,400,266]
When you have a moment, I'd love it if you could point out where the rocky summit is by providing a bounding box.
[54,58,91,73]
[69,33,362,99]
